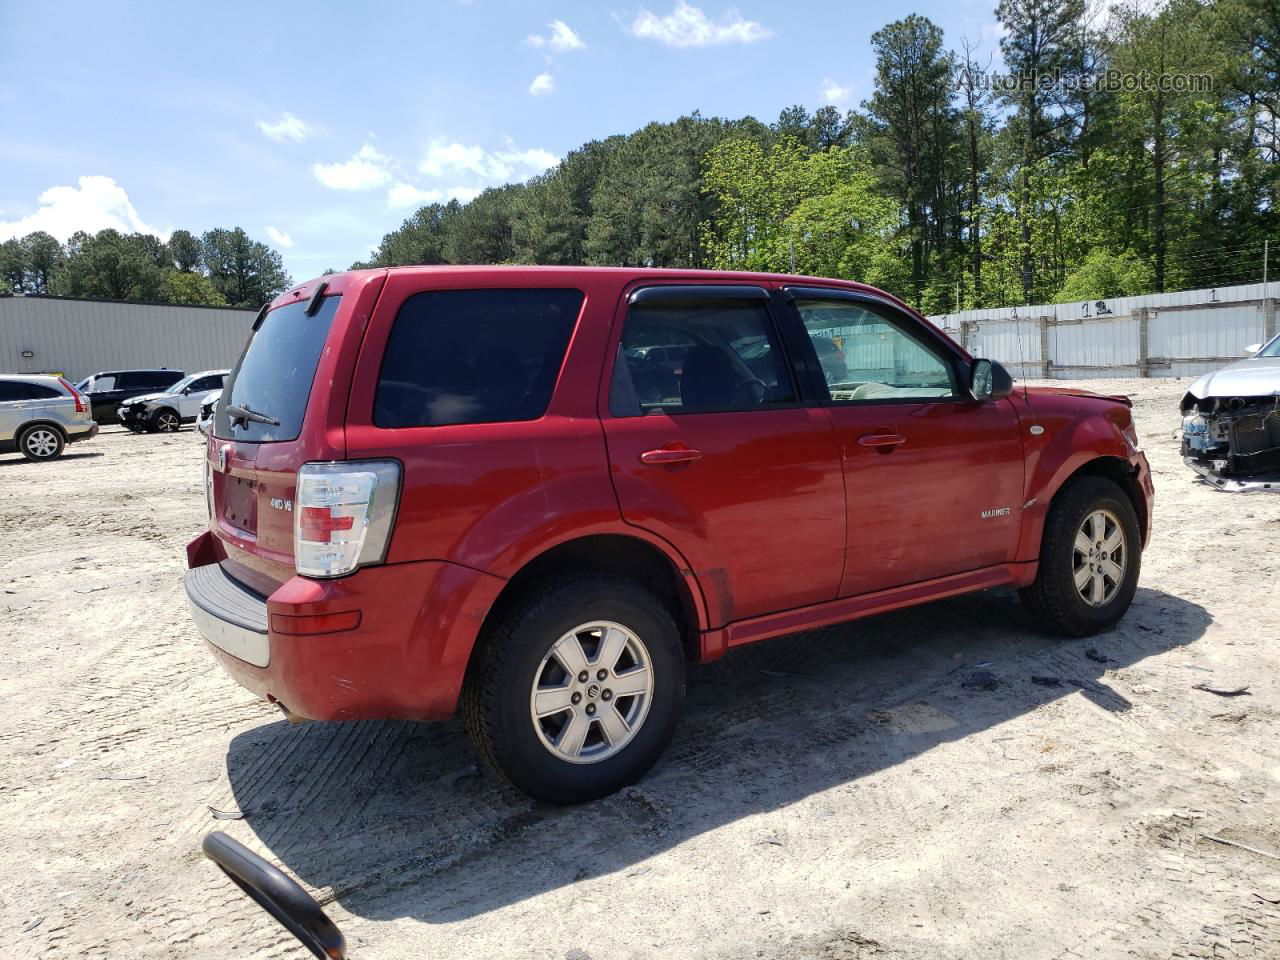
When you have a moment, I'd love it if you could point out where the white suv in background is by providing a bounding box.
[118,370,229,433]
[0,375,98,461]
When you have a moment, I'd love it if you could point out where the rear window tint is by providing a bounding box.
[214,296,340,442]
[25,383,63,399]
[375,288,583,428]
[0,381,25,402]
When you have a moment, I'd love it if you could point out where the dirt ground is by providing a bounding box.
[4,377,1279,960]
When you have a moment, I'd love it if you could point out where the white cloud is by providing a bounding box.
[419,140,558,181]
[525,19,586,51]
[265,226,294,248]
[387,182,482,209]
[821,78,852,105]
[0,176,165,242]
[548,20,586,51]
[628,1,771,48]
[256,112,318,143]
[529,72,556,95]
[312,144,392,190]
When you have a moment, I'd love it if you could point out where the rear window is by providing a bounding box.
[25,383,63,399]
[214,295,340,442]
[375,288,583,428]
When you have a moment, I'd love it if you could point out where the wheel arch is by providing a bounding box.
[18,419,68,442]
[1066,456,1148,542]
[472,533,706,669]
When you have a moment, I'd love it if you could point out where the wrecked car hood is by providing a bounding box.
[120,392,171,407]
[1185,357,1280,399]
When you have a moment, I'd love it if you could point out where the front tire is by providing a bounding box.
[463,574,685,804]
[1019,476,1141,636]
[149,408,181,433]
[19,424,65,461]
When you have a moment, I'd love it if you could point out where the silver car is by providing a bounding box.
[1181,333,1280,491]
[0,374,98,461]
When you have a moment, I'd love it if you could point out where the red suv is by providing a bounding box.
[186,268,1153,803]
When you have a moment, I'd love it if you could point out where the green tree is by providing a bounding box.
[168,229,203,273]
[860,15,960,306]
[51,229,169,301]
[19,232,64,292]
[165,271,228,305]
[1053,248,1153,302]
[201,228,291,306]
[446,185,521,264]
[997,0,1088,302]
[0,239,26,292]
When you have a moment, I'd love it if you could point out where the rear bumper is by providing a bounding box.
[68,423,98,443]
[184,532,507,722]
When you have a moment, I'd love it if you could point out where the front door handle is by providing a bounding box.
[640,446,704,465]
[858,433,906,448]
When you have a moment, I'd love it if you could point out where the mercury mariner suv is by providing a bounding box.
[185,267,1154,803]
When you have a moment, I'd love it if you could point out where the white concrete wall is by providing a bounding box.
[931,282,1277,380]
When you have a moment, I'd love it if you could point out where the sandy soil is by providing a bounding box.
[3,378,1279,960]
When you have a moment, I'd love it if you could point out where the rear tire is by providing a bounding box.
[149,408,181,433]
[1019,475,1141,637]
[463,574,685,804]
[18,424,65,461]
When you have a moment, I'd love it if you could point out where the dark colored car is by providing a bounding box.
[185,267,1153,804]
[75,368,185,422]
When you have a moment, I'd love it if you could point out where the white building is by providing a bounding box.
[0,294,257,381]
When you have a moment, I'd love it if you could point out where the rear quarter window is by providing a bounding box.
[375,288,584,428]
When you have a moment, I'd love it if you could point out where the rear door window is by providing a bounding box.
[0,381,25,403]
[214,296,341,442]
[375,288,583,428]
[611,299,796,415]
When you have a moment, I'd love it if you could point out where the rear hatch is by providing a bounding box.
[208,288,352,595]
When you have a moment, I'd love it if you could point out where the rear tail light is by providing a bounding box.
[294,461,401,578]
[60,377,87,413]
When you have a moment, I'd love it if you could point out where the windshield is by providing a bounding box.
[214,295,340,442]
[1259,335,1280,358]
[167,375,197,394]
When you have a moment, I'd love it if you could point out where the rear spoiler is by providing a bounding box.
[1108,395,1133,408]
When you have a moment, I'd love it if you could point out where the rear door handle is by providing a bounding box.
[858,433,906,448]
[640,446,704,465]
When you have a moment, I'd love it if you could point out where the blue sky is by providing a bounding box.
[0,0,1003,281]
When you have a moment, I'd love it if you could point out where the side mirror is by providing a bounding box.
[970,359,1014,401]
[201,832,346,959]
[1245,343,1262,355]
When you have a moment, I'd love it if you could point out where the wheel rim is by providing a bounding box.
[26,429,59,458]
[529,620,654,765]
[159,413,178,431]
[1073,508,1127,607]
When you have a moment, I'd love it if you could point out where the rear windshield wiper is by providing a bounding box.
[225,403,280,427]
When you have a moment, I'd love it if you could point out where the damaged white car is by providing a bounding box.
[1181,334,1280,491]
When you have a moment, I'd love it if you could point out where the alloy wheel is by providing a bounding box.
[529,621,654,764]
[1073,508,1127,607]
[25,428,59,458]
